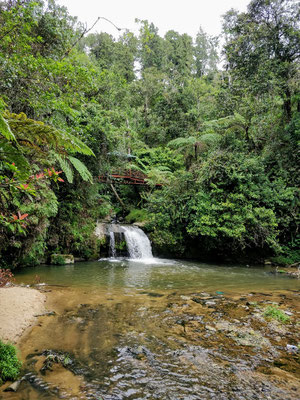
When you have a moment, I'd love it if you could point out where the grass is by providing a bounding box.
[0,340,22,384]
[263,306,290,323]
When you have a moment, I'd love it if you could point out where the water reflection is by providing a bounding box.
[14,258,300,292]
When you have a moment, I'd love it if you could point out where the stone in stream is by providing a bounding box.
[286,344,299,354]
[4,380,22,392]
[50,253,74,265]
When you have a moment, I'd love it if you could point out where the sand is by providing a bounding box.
[0,286,46,343]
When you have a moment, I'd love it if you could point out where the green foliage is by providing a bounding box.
[0,0,298,266]
[223,0,299,119]
[51,254,66,265]
[0,340,22,385]
[68,156,93,183]
[54,153,74,184]
[0,114,16,141]
[194,27,219,77]
[135,147,184,173]
[125,209,149,224]
[263,306,290,324]
[270,235,300,266]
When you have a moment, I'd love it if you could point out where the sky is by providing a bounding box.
[56,0,250,39]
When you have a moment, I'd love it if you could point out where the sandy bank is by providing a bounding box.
[0,286,46,343]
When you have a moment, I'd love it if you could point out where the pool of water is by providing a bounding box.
[4,259,299,400]
[15,258,299,293]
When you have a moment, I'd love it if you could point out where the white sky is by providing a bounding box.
[56,0,250,39]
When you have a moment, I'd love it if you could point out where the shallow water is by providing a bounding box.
[3,259,300,400]
[14,258,300,292]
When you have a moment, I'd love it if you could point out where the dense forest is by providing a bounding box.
[0,0,299,268]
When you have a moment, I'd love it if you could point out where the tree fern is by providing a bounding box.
[167,137,197,149]
[4,112,95,157]
[68,156,93,183]
[199,133,221,145]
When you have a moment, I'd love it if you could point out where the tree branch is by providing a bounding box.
[62,16,122,60]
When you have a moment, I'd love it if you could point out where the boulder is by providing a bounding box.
[50,254,74,265]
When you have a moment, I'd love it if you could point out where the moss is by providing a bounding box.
[0,340,22,385]
[263,306,290,323]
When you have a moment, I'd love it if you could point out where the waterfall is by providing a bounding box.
[109,230,117,258]
[122,225,153,259]
[103,224,153,260]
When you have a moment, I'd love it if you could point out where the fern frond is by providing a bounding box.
[0,140,30,178]
[4,112,95,157]
[0,113,16,141]
[54,153,74,183]
[62,131,95,156]
[199,133,221,145]
[167,136,196,149]
[127,161,148,174]
[68,156,93,183]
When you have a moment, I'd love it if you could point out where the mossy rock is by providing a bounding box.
[0,340,22,385]
[50,254,74,265]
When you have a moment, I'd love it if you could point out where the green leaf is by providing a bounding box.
[68,156,93,183]
[63,131,95,156]
[0,140,30,179]
[54,153,74,183]
[0,114,16,141]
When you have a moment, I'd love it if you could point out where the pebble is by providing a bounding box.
[206,301,217,307]
[206,325,217,332]
[284,311,293,316]
[4,380,22,392]
[286,344,298,354]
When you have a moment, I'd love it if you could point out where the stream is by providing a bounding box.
[1,257,299,400]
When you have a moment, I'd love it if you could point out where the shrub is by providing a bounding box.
[50,254,66,265]
[125,209,149,224]
[0,341,22,384]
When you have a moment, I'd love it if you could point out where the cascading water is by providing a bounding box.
[122,225,153,259]
[109,230,117,258]
[106,224,153,260]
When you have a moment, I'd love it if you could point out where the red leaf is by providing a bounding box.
[36,172,44,179]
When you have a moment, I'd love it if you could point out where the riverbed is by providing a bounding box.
[1,259,299,399]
